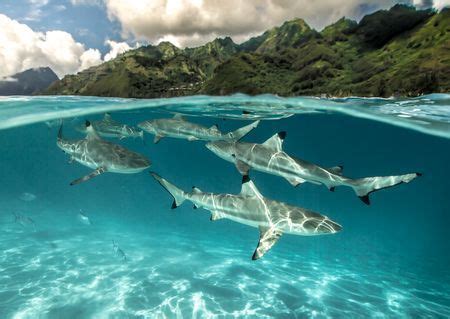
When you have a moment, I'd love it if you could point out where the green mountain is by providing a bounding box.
[46,5,450,98]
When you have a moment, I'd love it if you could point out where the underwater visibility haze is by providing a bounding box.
[0,94,449,318]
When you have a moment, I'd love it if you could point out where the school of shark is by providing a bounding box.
[56,113,421,260]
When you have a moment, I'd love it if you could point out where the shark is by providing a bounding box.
[206,132,421,205]
[57,121,151,185]
[151,172,341,260]
[77,209,91,226]
[13,212,36,231]
[76,113,143,140]
[138,114,260,143]
[112,240,127,261]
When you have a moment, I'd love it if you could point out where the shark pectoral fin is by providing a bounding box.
[286,177,306,187]
[235,160,250,175]
[154,135,164,144]
[252,226,283,260]
[210,211,223,221]
[70,167,107,186]
[328,165,344,175]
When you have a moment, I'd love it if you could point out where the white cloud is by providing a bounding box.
[0,14,103,78]
[104,40,133,61]
[28,0,49,6]
[103,0,450,48]
[0,77,18,83]
[70,0,102,6]
[80,48,103,70]
[104,0,407,47]
[414,0,450,8]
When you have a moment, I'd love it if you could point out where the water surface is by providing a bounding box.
[0,95,449,318]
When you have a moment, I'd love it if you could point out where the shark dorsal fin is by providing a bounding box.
[262,132,286,151]
[240,175,262,197]
[173,114,185,121]
[209,124,220,132]
[85,121,101,140]
[328,165,344,175]
[192,186,202,194]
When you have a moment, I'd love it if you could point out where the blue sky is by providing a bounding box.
[0,0,447,78]
[0,0,121,54]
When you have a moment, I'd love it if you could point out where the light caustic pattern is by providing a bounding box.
[0,222,448,318]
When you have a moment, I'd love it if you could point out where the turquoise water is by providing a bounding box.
[0,95,449,318]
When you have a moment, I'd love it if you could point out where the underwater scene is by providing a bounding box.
[0,94,449,318]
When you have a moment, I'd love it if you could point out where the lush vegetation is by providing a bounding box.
[46,5,450,98]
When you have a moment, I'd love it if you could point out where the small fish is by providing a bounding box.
[77,209,91,226]
[13,212,36,231]
[112,240,127,261]
[19,192,36,202]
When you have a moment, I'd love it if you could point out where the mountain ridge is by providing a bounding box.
[46,4,450,98]
[0,67,58,96]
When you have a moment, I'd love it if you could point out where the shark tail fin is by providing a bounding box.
[150,172,186,209]
[227,120,260,141]
[350,172,421,205]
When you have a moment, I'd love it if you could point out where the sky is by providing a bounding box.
[0,0,448,78]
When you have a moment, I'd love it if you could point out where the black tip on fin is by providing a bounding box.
[416,172,423,177]
[193,205,197,210]
[243,110,251,115]
[278,131,287,140]
[85,120,91,127]
[242,175,250,184]
[329,187,335,192]
[359,195,370,205]
[251,251,258,260]
[338,165,344,170]
[171,201,177,209]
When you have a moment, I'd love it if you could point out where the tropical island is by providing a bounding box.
[44,4,450,98]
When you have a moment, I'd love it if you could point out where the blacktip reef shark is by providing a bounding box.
[206,132,421,205]
[57,121,151,185]
[137,114,260,143]
[151,172,341,260]
[76,113,144,140]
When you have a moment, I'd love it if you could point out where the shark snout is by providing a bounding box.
[205,142,215,152]
[319,219,342,234]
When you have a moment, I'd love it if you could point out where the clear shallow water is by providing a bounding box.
[0,95,449,318]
